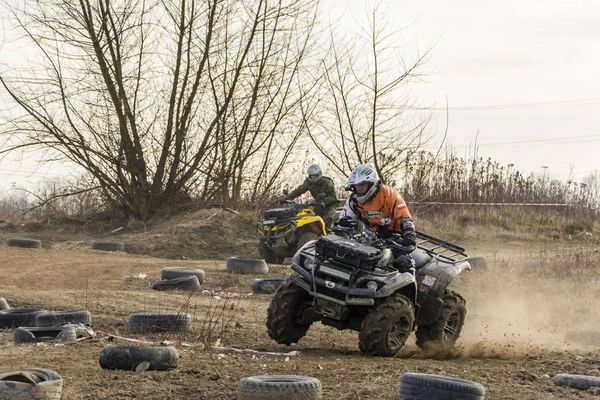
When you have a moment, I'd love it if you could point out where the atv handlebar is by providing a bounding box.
[279,199,325,209]
[374,237,415,255]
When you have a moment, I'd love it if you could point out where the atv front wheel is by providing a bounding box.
[359,294,415,357]
[259,240,286,264]
[415,291,466,350]
[266,280,314,345]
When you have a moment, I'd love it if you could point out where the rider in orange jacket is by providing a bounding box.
[338,164,416,246]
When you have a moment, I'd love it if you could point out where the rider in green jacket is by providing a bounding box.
[285,164,339,226]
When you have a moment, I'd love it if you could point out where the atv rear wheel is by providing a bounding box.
[259,240,286,264]
[416,291,466,350]
[358,294,415,357]
[296,231,319,250]
[266,280,313,345]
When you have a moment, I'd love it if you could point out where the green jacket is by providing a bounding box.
[288,176,338,207]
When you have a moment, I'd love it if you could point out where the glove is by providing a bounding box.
[401,233,416,247]
[379,218,392,226]
[337,216,353,227]
[394,254,415,272]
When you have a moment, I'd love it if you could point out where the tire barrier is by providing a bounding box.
[160,267,206,284]
[0,368,62,399]
[99,345,179,371]
[128,313,192,333]
[227,256,269,274]
[14,325,77,344]
[151,275,200,292]
[36,310,92,327]
[91,241,125,252]
[237,375,322,400]
[7,238,41,249]
[399,373,486,400]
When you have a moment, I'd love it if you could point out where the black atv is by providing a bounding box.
[266,221,473,357]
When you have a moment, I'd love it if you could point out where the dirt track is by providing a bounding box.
[1,230,600,399]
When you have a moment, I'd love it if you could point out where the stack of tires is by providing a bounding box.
[10,309,93,345]
[226,256,287,294]
[151,267,204,291]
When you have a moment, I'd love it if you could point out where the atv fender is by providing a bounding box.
[295,216,326,235]
[369,272,417,302]
[259,221,296,239]
[416,259,471,298]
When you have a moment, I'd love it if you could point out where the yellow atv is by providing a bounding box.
[257,198,327,264]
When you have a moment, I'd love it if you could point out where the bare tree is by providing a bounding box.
[0,0,319,219]
[303,1,435,184]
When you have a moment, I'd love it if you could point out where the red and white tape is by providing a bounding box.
[411,202,569,206]
[78,330,193,347]
[212,346,302,357]
[77,330,300,356]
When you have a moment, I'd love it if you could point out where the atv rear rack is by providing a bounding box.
[416,232,469,263]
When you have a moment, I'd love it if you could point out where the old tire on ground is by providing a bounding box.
[35,310,92,327]
[91,241,124,251]
[252,278,286,294]
[160,267,205,284]
[7,238,41,249]
[151,275,200,291]
[296,232,320,250]
[99,345,179,371]
[553,374,600,390]
[237,375,322,400]
[399,373,485,399]
[14,325,77,344]
[266,280,314,345]
[226,256,269,274]
[258,241,286,264]
[358,294,415,357]
[416,291,466,350]
[0,298,9,311]
[128,313,191,333]
[0,368,62,399]
[0,308,47,329]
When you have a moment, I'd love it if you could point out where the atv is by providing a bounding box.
[257,196,327,264]
[266,220,473,357]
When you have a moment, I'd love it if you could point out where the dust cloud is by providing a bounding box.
[450,240,600,359]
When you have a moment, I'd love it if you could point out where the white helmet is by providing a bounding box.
[307,164,323,182]
[345,164,380,203]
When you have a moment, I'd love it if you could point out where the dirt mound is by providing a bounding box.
[0,207,261,261]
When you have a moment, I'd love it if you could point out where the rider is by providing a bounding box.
[284,164,339,227]
[338,164,416,268]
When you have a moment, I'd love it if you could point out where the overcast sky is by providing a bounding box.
[1,0,599,190]
[328,0,600,182]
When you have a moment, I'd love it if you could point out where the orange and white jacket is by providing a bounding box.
[339,183,415,238]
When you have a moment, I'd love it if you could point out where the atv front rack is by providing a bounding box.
[415,232,469,263]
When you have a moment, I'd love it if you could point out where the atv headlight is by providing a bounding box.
[303,259,315,271]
